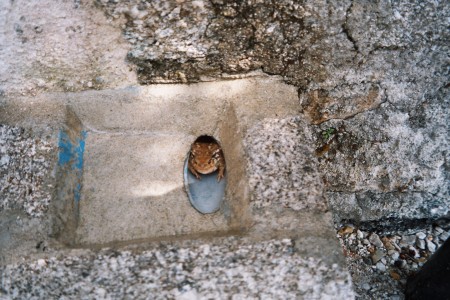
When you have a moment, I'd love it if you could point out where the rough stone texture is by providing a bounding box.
[0,0,137,96]
[0,125,58,265]
[0,0,449,298]
[0,238,354,299]
[312,95,449,224]
[0,125,56,217]
[93,0,449,225]
[245,117,327,212]
[97,0,332,86]
[303,0,449,225]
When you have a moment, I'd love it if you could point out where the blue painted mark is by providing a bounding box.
[74,131,86,171]
[58,130,87,203]
[58,131,73,166]
[74,183,82,202]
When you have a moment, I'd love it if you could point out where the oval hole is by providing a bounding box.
[184,135,226,214]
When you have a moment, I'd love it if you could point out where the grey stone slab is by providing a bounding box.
[76,132,229,245]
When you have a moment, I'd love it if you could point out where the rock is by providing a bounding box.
[402,235,416,245]
[382,237,395,250]
[406,238,450,300]
[338,226,354,236]
[415,232,426,240]
[376,262,386,272]
[394,260,407,269]
[439,231,449,242]
[387,250,397,255]
[390,270,401,281]
[408,246,419,258]
[390,252,400,261]
[356,230,364,239]
[416,239,426,250]
[369,233,384,248]
[434,227,443,234]
[371,249,385,264]
[426,240,436,253]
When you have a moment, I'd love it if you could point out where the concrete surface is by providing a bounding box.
[0,76,353,299]
[1,76,306,247]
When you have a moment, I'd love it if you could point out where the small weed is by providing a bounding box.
[321,127,336,141]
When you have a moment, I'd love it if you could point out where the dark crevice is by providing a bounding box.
[340,216,450,234]
[342,0,359,55]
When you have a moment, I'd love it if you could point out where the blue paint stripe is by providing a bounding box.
[57,129,87,203]
[58,131,73,166]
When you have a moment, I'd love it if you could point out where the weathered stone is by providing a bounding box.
[426,240,437,253]
[369,233,384,249]
[376,261,386,272]
[416,239,426,250]
[371,249,385,264]
[416,232,426,240]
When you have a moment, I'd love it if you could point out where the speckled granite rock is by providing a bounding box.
[0,125,56,217]
[245,117,326,212]
[0,125,57,266]
[0,238,355,299]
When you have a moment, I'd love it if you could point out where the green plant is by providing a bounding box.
[321,127,336,141]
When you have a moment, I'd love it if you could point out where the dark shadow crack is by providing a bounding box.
[342,0,359,56]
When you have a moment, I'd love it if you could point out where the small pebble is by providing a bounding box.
[416,232,426,240]
[390,252,399,261]
[371,249,385,264]
[376,262,386,272]
[440,231,449,241]
[402,235,416,245]
[394,260,406,269]
[369,233,384,248]
[434,227,444,234]
[408,246,419,258]
[37,259,46,267]
[338,226,354,236]
[426,240,436,253]
[416,239,426,250]
[381,237,395,250]
[390,270,401,280]
[356,230,364,239]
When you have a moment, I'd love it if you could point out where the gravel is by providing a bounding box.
[0,238,354,299]
[337,223,450,299]
[0,125,56,217]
